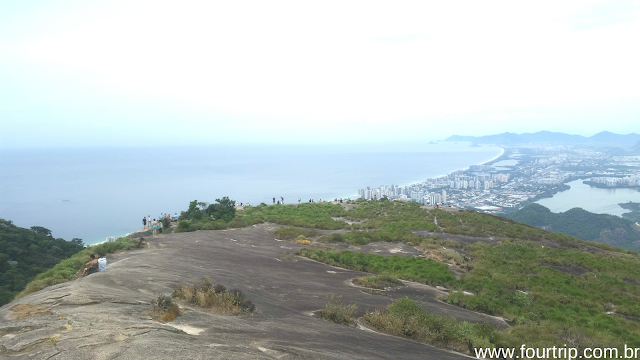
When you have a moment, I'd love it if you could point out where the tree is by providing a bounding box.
[207,196,236,222]
[30,226,52,237]
[182,200,203,220]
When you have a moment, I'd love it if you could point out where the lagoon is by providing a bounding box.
[536,179,640,216]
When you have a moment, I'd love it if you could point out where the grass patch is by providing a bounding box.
[151,295,181,322]
[419,240,468,269]
[277,251,296,262]
[239,203,348,230]
[364,298,495,354]
[318,295,357,326]
[274,227,317,240]
[172,277,255,315]
[353,274,402,289]
[15,237,145,300]
[298,248,458,287]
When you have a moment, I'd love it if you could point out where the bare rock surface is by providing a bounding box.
[1,224,502,359]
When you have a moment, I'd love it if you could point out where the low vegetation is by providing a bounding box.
[172,277,255,315]
[318,295,357,326]
[277,251,296,262]
[303,238,640,350]
[274,227,317,240]
[298,248,458,287]
[364,298,494,354]
[353,274,402,289]
[419,237,468,269]
[14,236,145,300]
[239,202,348,230]
[151,295,181,322]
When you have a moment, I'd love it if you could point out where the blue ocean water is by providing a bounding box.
[0,144,501,245]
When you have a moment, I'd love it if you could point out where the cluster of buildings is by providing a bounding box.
[589,176,638,187]
[357,186,447,205]
[353,144,640,214]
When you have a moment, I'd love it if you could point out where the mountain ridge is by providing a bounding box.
[445,131,640,146]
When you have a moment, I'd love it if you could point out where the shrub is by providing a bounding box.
[176,220,193,232]
[278,251,295,261]
[364,298,495,354]
[151,295,180,322]
[354,275,402,289]
[172,278,255,315]
[274,227,317,240]
[319,295,357,326]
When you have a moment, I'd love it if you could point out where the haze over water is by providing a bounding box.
[0,143,501,245]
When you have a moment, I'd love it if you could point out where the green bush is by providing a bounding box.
[15,237,143,300]
[319,295,357,326]
[364,298,495,354]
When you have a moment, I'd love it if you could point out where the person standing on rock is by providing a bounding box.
[143,217,147,229]
[273,197,275,204]
[147,215,151,229]
[298,197,301,205]
[152,219,158,235]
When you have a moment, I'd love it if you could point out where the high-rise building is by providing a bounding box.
[442,190,447,203]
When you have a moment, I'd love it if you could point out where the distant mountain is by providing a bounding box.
[509,204,640,251]
[633,139,640,153]
[445,131,640,146]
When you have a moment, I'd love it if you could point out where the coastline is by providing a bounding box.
[481,146,506,166]
[338,144,505,199]
[4,144,505,244]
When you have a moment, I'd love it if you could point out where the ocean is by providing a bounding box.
[0,143,502,245]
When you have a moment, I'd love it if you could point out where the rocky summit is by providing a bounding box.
[0,224,504,359]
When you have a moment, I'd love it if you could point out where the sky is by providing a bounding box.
[1,0,639,148]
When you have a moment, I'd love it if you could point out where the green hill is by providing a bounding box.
[12,199,640,353]
[0,219,84,305]
[509,203,640,251]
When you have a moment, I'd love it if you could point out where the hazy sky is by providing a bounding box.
[1,0,639,148]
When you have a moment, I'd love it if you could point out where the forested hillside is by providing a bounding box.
[0,219,84,305]
[509,204,640,251]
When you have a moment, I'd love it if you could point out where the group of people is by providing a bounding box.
[142,214,178,235]
[270,197,346,205]
[82,253,107,276]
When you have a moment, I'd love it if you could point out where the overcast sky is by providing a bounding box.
[1,0,639,148]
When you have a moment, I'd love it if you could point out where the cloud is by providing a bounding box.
[0,1,639,147]
[563,0,640,31]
